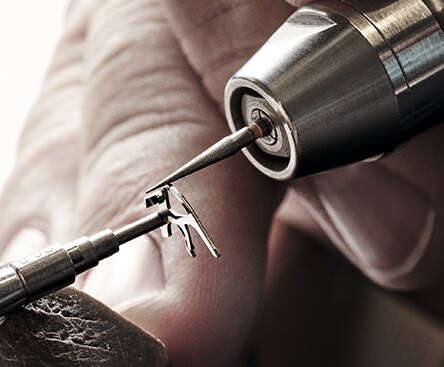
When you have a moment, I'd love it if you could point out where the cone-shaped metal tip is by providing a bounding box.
[147,123,265,192]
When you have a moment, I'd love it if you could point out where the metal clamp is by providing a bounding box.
[145,185,220,258]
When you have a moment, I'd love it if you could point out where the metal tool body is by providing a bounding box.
[0,185,219,317]
[152,0,444,189]
[225,0,444,179]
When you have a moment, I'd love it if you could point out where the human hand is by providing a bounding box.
[0,0,292,366]
[1,0,443,366]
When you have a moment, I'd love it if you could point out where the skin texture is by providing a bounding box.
[0,0,443,366]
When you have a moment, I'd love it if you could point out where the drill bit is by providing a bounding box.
[148,122,267,192]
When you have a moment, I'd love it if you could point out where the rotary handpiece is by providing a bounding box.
[151,0,444,187]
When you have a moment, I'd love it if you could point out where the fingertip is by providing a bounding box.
[291,164,444,291]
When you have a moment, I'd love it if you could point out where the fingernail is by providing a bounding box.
[313,164,435,274]
[1,228,47,262]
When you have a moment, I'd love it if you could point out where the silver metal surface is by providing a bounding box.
[0,185,218,316]
[0,264,27,314]
[114,213,165,244]
[225,0,444,179]
[146,185,221,258]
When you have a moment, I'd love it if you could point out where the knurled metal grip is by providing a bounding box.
[0,231,121,316]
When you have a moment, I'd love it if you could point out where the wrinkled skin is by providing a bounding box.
[0,0,443,366]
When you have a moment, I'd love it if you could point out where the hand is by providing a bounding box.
[0,0,443,366]
[0,1,291,366]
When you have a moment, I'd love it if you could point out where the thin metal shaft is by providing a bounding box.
[114,213,166,245]
[148,123,265,192]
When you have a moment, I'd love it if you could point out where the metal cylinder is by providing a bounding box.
[11,244,77,302]
[0,264,27,315]
[224,0,444,179]
[0,230,120,316]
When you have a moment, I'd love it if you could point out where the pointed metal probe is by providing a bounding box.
[148,122,267,192]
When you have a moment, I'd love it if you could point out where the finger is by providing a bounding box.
[0,1,98,260]
[250,213,363,366]
[292,123,444,290]
[162,0,294,105]
[254,209,444,365]
[71,0,283,366]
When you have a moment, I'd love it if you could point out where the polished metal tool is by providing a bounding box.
[0,185,219,317]
[151,0,444,188]
[149,120,269,192]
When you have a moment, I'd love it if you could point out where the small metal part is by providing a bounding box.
[241,94,290,158]
[145,185,220,258]
[0,185,218,316]
[251,109,277,146]
[148,122,269,192]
